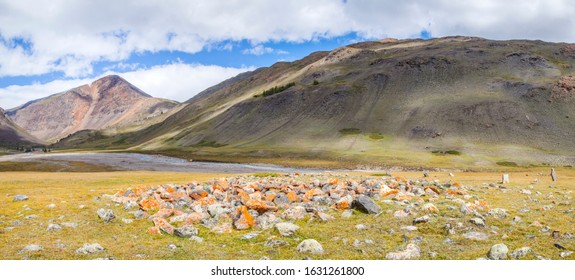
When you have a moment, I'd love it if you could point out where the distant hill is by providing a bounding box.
[6,75,181,143]
[53,37,575,167]
[0,107,44,146]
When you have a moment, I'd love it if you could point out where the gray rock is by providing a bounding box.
[355,224,367,230]
[444,224,455,235]
[413,215,430,224]
[385,243,421,260]
[487,244,508,260]
[351,195,381,214]
[123,200,137,210]
[47,223,62,231]
[470,218,486,227]
[24,215,38,220]
[208,205,227,218]
[341,210,353,218]
[19,244,43,254]
[75,243,104,254]
[97,208,115,223]
[121,218,133,224]
[167,244,177,250]
[462,231,489,240]
[13,195,28,202]
[132,210,146,219]
[488,208,508,219]
[296,239,324,254]
[264,240,289,247]
[275,222,300,236]
[510,247,532,259]
[560,251,573,258]
[282,206,306,220]
[174,225,199,237]
[241,232,259,240]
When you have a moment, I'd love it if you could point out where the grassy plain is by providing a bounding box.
[1,168,575,260]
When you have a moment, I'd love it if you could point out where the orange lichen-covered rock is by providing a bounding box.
[335,198,350,210]
[425,186,441,195]
[212,222,233,234]
[153,218,174,235]
[139,197,160,211]
[166,186,175,193]
[237,189,250,202]
[190,189,208,200]
[446,189,466,196]
[394,195,413,201]
[182,212,206,226]
[152,208,174,219]
[380,188,399,197]
[199,197,215,205]
[328,178,339,185]
[356,185,367,194]
[453,182,461,187]
[233,206,254,230]
[249,191,263,201]
[245,199,278,213]
[286,191,298,202]
[304,189,324,200]
[147,226,162,236]
[265,193,276,202]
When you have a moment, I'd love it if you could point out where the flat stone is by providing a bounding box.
[297,239,324,254]
[47,224,62,231]
[413,215,430,224]
[341,210,353,218]
[560,251,573,258]
[401,226,418,231]
[13,195,28,202]
[470,217,486,227]
[75,243,104,254]
[386,243,421,260]
[121,218,133,224]
[462,231,489,240]
[19,244,43,254]
[351,195,381,214]
[265,240,289,247]
[97,208,115,223]
[487,243,508,260]
[241,232,259,240]
[355,224,367,230]
[275,222,300,237]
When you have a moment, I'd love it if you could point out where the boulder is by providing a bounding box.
[275,222,300,236]
[351,195,381,214]
[296,239,324,254]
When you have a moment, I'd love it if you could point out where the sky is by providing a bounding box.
[1,0,574,110]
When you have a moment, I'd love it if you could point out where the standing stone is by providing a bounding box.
[351,195,381,214]
[487,244,509,260]
[551,168,558,182]
[502,174,510,184]
[297,239,324,254]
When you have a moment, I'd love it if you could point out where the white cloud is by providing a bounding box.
[242,45,274,55]
[0,63,252,110]
[0,0,574,78]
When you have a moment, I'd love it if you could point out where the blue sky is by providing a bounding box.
[1,0,574,109]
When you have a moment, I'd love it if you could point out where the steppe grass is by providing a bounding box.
[2,169,574,260]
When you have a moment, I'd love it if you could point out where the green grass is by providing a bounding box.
[432,150,462,156]
[252,172,280,178]
[496,161,518,167]
[339,128,362,135]
[367,133,385,140]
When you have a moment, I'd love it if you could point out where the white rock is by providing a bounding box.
[297,239,324,254]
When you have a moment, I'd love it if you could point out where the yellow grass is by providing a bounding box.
[1,169,574,260]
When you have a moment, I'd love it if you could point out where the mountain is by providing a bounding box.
[0,107,45,146]
[58,37,575,167]
[6,75,181,143]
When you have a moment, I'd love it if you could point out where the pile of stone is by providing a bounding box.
[107,173,480,240]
